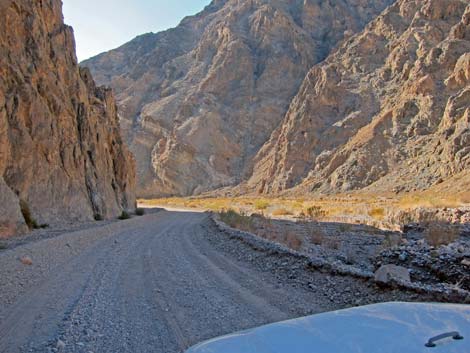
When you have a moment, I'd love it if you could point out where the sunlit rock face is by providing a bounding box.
[0,0,136,236]
[84,0,394,197]
[248,0,470,195]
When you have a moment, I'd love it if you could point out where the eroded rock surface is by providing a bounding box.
[0,0,136,236]
[84,0,394,197]
[249,0,470,195]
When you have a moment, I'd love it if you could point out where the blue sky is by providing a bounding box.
[63,0,211,61]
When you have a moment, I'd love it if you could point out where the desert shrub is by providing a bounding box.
[324,237,341,250]
[255,218,275,240]
[118,211,131,220]
[399,193,463,209]
[272,208,293,216]
[219,209,254,232]
[304,206,326,220]
[343,247,358,265]
[338,224,353,233]
[310,229,325,245]
[135,208,146,216]
[19,200,40,229]
[0,242,8,250]
[382,233,402,249]
[94,214,104,221]
[254,200,270,211]
[205,199,229,211]
[401,211,417,224]
[368,207,385,219]
[284,231,303,251]
[424,222,460,247]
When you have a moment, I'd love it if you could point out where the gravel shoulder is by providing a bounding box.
[0,210,457,353]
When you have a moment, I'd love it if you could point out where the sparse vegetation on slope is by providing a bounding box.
[142,190,470,231]
[423,222,461,247]
[219,209,254,233]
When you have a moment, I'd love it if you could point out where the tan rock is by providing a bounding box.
[83,0,470,198]
[375,264,411,284]
[19,256,33,266]
[248,0,470,195]
[84,0,394,197]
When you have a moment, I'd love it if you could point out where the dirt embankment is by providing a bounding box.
[214,211,470,301]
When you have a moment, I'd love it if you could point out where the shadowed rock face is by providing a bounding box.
[0,0,136,236]
[248,0,470,195]
[83,0,394,197]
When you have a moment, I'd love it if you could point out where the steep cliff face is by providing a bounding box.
[248,0,470,195]
[0,0,136,237]
[84,0,394,197]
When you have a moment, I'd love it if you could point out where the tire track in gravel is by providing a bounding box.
[58,213,185,353]
[0,238,116,353]
[140,213,320,351]
[0,210,337,353]
[179,225,290,321]
[184,222,328,315]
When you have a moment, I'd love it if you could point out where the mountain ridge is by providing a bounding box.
[84,0,395,198]
[247,0,470,196]
[84,0,469,199]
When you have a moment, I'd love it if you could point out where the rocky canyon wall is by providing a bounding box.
[0,0,136,236]
[248,0,470,195]
[84,0,469,198]
[84,0,394,197]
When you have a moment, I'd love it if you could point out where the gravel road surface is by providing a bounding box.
[0,210,423,353]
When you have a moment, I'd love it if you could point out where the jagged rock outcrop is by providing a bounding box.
[0,0,136,237]
[248,0,470,195]
[84,0,394,197]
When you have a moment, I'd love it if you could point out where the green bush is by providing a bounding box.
[135,208,145,216]
[219,209,254,232]
[118,211,131,220]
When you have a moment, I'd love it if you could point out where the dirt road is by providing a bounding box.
[0,210,421,353]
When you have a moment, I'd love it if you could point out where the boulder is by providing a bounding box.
[375,265,411,284]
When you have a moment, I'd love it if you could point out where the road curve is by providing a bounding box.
[0,210,327,353]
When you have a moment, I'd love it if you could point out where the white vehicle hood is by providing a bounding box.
[185,302,470,353]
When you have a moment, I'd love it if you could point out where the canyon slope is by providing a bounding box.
[84,0,394,197]
[0,0,136,236]
[248,0,470,195]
